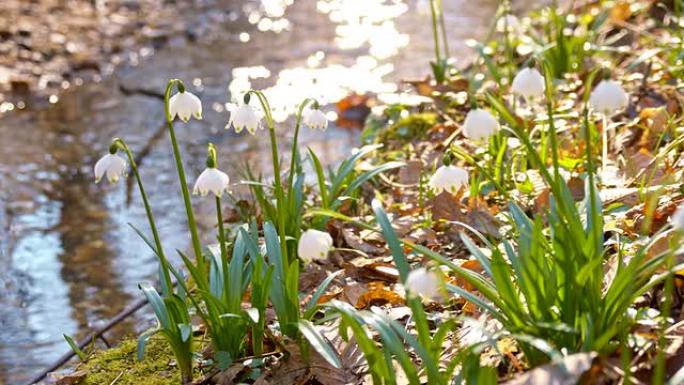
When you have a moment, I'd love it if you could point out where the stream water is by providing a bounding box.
[0,0,510,383]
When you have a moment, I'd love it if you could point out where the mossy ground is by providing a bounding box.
[76,337,194,385]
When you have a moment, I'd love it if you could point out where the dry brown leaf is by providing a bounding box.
[398,159,423,185]
[254,340,361,385]
[342,281,405,309]
[341,227,385,255]
[430,190,465,221]
[359,262,400,283]
[53,370,87,385]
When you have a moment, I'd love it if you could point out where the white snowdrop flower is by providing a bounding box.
[304,108,328,130]
[226,102,262,134]
[169,91,202,122]
[94,153,127,184]
[589,79,629,116]
[405,268,440,298]
[193,167,230,197]
[670,203,684,231]
[511,67,545,100]
[428,165,469,194]
[496,14,520,33]
[297,229,333,263]
[462,109,500,141]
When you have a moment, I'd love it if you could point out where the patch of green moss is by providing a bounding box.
[76,337,192,385]
[378,112,438,143]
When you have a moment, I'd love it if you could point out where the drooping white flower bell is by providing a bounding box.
[193,167,230,197]
[670,202,684,231]
[297,229,333,263]
[304,108,328,130]
[94,152,127,184]
[511,67,545,100]
[429,165,469,194]
[589,79,629,116]
[405,268,440,298]
[226,100,262,134]
[462,109,500,141]
[169,91,202,122]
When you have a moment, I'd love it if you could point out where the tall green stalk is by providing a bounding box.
[113,138,173,295]
[429,0,442,62]
[163,79,204,272]
[248,90,288,260]
[287,98,314,192]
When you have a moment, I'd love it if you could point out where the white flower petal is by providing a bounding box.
[227,103,262,135]
[297,229,333,263]
[169,91,202,122]
[94,154,126,184]
[462,109,499,141]
[193,168,231,197]
[405,268,440,298]
[304,109,328,130]
[511,67,545,100]
[428,165,469,194]
[589,80,628,116]
[671,203,684,231]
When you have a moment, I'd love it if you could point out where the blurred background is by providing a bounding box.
[0,0,529,383]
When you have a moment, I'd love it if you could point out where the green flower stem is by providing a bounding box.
[215,196,230,296]
[437,0,449,58]
[429,0,441,62]
[653,237,676,385]
[287,98,314,192]
[543,62,561,181]
[164,79,204,272]
[249,90,288,260]
[601,113,609,172]
[113,138,173,295]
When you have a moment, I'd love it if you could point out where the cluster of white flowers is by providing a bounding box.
[96,88,330,196]
[426,65,630,196]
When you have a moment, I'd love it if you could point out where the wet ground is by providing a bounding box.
[0,0,510,383]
